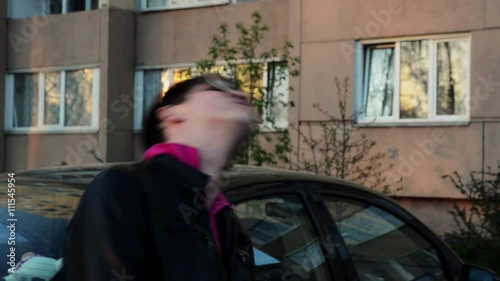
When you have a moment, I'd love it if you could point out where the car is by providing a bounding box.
[0,163,498,281]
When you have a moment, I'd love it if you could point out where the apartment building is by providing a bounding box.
[0,0,499,234]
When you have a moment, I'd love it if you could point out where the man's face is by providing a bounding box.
[172,84,256,136]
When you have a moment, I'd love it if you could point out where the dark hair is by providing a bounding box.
[141,74,238,149]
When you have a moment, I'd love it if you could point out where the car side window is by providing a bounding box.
[323,196,446,281]
[233,194,331,281]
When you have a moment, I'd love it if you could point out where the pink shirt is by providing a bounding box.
[143,143,231,251]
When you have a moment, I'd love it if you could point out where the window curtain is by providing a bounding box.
[142,70,164,118]
[44,72,61,125]
[65,69,93,126]
[364,46,395,118]
[13,73,39,127]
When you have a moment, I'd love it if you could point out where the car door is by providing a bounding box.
[226,182,346,281]
[320,186,463,281]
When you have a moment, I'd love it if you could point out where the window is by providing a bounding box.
[133,67,191,131]
[141,0,229,11]
[9,0,98,19]
[356,35,470,124]
[5,68,100,133]
[323,196,446,281]
[265,62,289,130]
[234,194,330,281]
[134,62,289,131]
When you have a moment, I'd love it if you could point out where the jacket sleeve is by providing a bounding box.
[62,169,148,281]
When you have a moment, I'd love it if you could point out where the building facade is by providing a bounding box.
[1,0,499,234]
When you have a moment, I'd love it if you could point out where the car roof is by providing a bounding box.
[1,162,403,223]
[7,162,381,195]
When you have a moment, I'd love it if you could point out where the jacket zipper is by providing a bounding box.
[237,249,252,265]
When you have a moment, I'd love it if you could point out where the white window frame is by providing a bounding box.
[260,61,290,132]
[133,60,289,132]
[355,33,471,126]
[5,66,100,134]
[8,0,97,19]
[140,0,230,12]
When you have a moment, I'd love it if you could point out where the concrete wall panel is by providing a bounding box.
[106,10,135,131]
[485,123,500,168]
[106,131,135,162]
[485,0,500,28]
[136,0,289,66]
[470,29,500,118]
[359,125,483,198]
[300,41,354,121]
[303,0,485,43]
[5,134,102,171]
[7,10,102,69]
[105,9,136,162]
[296,123,485,198]
[133,134,144,161]
[97,9,110,161]
[395,197,470,235]
[104,0,137,11]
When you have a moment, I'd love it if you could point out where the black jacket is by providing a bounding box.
[58,155,255,281]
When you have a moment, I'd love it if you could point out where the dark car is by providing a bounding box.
[0,163,497,281]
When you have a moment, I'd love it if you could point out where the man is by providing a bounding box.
[59,74,257,281]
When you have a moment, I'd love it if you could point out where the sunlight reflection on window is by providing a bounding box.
[161,70,170,95]
[64,69,93,126]
[437,40,467,116]
[173,68,191,85]
[400,40,429,119]
[44,72,61,125]
[236,64,264,100]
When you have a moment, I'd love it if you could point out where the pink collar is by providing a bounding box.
[143,143,200,170]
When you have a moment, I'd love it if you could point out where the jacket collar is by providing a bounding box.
[148,154,210,193]
[143,143,200,170]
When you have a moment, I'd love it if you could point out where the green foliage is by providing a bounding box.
[443,163,500,273]
[195,11,298,166]
[291,77,403,195]
[196,11,402,196]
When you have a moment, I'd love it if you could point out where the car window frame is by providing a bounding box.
[319,183,463,281]
[225,180,352,281]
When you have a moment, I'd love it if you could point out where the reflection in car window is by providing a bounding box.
[323,197,446,281]
[234,194,330,281]
[0,180,83,275]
